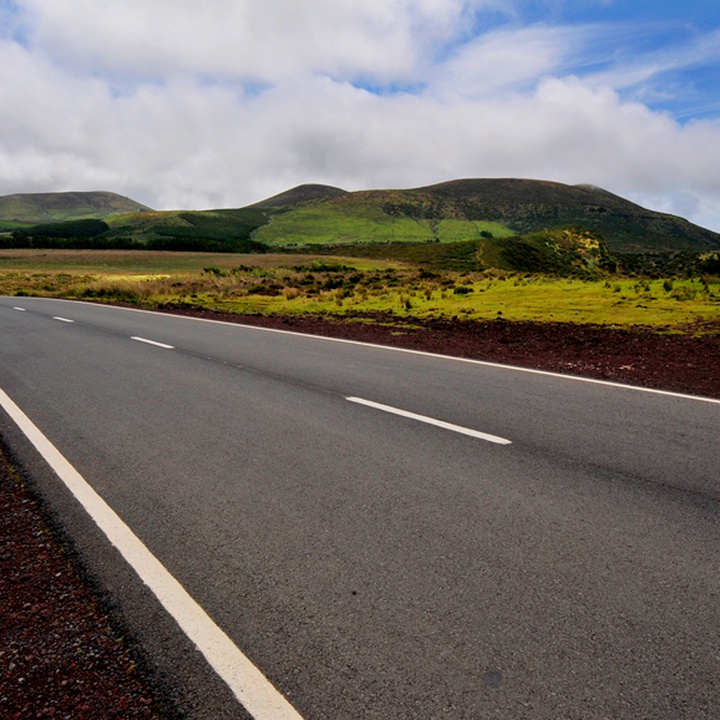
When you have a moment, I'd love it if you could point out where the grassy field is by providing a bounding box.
[253,200,514,247]
[1,249,719,332]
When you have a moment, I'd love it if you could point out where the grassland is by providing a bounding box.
[1,249,719,332]
[0,191,149,226]
[253,198,514,247]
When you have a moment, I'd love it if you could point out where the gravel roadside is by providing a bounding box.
[0,447,167,719]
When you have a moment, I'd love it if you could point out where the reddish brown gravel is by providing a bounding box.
[1,311,718,719]
[0,453,163,719]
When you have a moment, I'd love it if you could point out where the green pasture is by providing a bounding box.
[0,221,27,231]
[1,249,719,332]
[253,202,514,247]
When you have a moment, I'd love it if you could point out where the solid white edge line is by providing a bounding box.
[0,387,304,720]
[130,336,175,350]
[12,297,720,406]
[52,316,74,323]
[347,396,512,445]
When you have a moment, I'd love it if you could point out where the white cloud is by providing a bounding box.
[427,24,581,98]
[1,1,720,233]
[18,0,511,83]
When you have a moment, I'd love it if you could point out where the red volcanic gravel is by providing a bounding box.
[0,454,163,719]
[1,310,718,719]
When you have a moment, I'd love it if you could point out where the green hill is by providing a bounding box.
[2,181,719,267]
[312,226,615,275]
[0,191,151,229]
[249,183,348,208]
[252,189,515,247]
[413,179,720,254]
[252,179,720,254]
[102,207,271,252]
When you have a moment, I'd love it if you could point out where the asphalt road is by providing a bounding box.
[1,297,719,719]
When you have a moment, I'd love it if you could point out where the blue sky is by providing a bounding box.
[0,1,719,230]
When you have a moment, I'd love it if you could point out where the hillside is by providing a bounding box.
[253,179,720,254]
[250,183,348,208]
[0,191,152,229]
[102,207,271,251]
[415,179,720,253]
[2,180,719,262]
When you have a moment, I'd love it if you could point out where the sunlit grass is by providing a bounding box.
[253,202,515,246]
[1,249,719,333]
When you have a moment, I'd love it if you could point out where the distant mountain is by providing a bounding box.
[250,178,720,254]
[250,184,348,208]
[0,191,152,226]
[409,179,720,253]
[2,180,719,258]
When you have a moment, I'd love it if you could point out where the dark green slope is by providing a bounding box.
[250,184,348,208]
[412,179,720,253]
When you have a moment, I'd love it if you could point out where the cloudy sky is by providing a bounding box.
[1,1,719,230]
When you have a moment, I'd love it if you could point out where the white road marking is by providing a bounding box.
[13,306,26,311]
[131,336,175,350]
[0,387,304,720]
[18,298,720,406]
[347,396,512,445]
[52,316,74,323]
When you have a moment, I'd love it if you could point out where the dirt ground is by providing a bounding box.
[0,452,164,719]
[2,311,718,718]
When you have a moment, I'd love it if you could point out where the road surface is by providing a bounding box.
[1,297,719,719]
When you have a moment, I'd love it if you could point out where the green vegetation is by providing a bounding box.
[616,251,720,278]
[106,208,270,247]
[9,218,109,241]
[309,239,487,272]
[2,182,719,334]
[2,249,719,333]
[1,208,271,252]
[415,179,720,254]
[0,191,150,226]
[301,226,616,276]
[252,193,515,247]
[3,180,719,259]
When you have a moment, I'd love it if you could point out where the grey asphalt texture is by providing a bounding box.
[1,297,719,719]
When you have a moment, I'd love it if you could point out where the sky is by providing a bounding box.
[1,0,719,231]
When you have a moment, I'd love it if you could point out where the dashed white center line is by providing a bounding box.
[130,336,175,350]
[13,307,26,312]
[346,396,512,445]
[53,316,74,323]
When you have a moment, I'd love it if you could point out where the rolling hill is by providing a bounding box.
[413,179,720,253]
[252,179,720,254]
[2,180,719,264]
[0,191,151,229]
[249,183,348,208]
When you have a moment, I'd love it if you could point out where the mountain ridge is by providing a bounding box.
[249,184,348,208]
[250,179,720,253]
[2,180,719,255]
